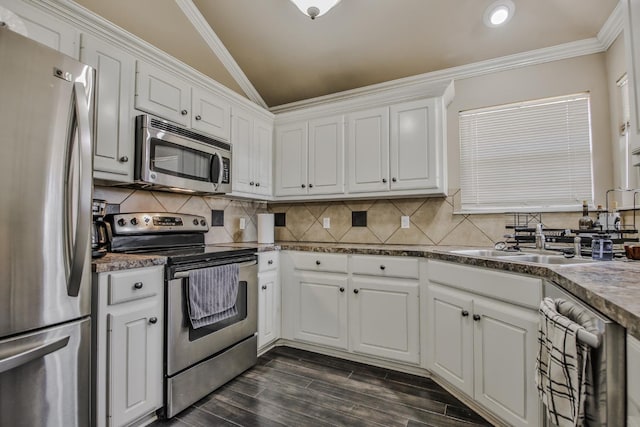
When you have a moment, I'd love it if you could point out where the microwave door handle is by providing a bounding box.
[66,82,92,297]
[217,153,224,188]
[210,153,219,190]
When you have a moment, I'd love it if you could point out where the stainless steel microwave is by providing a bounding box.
[134,114,231,194]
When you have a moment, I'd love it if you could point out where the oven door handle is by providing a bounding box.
[173,260,257,279]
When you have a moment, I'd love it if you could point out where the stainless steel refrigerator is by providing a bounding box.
[0,26,93,427]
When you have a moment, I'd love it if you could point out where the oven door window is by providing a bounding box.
[187,280,248,341]
[150,138,213,183]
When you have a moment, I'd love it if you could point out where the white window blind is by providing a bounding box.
[459,93,594,212]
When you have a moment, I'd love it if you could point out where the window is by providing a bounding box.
[459,93,593,212]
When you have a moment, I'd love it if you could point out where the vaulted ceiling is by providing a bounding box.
[74,0,619,108]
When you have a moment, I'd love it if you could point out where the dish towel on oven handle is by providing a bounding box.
[187,264,239,329]
[535,297,596,427]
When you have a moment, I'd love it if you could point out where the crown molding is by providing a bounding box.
[174,0,267,109]
[597,2,624,50]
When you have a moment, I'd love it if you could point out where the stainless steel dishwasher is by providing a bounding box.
[543,281,626,427]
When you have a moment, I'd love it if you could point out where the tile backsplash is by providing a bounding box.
[268,190,584,246]
[94,186,268,244]
[96,186,621,247]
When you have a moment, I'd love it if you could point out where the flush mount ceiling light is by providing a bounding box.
[290,0,342,20]
[483,0,515,28]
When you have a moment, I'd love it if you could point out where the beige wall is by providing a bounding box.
[447,53,613,207]
[94,187,267,244]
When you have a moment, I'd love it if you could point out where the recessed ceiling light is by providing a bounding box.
[484,0,515,28]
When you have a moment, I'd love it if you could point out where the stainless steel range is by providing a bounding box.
[106,212,258,419]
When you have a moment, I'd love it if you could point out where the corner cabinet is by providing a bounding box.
[426,261,542,427]
[93,266,164,427]
[274,115,344,197]
[81,34,135,182]
[231,107,273,198]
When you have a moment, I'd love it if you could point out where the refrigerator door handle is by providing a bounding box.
[0,336,70,374]
[66,82,92,297]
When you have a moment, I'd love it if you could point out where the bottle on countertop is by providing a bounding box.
[579,200,593,230]
[593,204,604,230]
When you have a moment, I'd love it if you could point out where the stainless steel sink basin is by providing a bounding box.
[451,249,526,257]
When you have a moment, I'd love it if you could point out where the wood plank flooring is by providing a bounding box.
[151,346,493,427]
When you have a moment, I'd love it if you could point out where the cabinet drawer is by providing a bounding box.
[259,252,279,272]
[428,261,542,309]
[290,252,348,273]
[351,255,419,279]
[108,267,163,305]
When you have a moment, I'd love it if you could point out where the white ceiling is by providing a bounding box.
[74,0,619,108]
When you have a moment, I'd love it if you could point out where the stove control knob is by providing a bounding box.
[130,218,138,226]
[117,218,126,227]
[200,219,206,226]
[193,219,199,226]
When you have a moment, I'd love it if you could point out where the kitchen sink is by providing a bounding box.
[501,254,597,265]
[451,249,526,257]
[451,249,597,265]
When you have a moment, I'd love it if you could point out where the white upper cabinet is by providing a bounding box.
[275,115,344,196]
[191,87,230,141]
[390,98,440,191]
[347,107,390,193]
[1,0,78,58]
[275,122,309,196]
[135,61,191,127]
[231,107,273,198]
[624,0,640,155]
[81,34,135,182]
[308,115,345,195]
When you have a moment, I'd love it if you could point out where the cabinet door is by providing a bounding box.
[1,0,78,58]
[107,303,162,427]
[427,284,474,396]
[349,276,419,364]
[253,118,273,196]
[624,0,640,154]
[629,334,640,427]
[258,270,279,349]
[81,34,135,181]
[390,98,440,190]
[308,115,344,195]
[191,88,230,141]
[293,272,348,349]
[347,107,390,193]
[135,61,190,126]
[473,297,540,427]
[231,108,254,194]
[275,122,308,196]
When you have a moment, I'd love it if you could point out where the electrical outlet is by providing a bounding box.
[239,217,246,230]
[401,216,410,229]
[323,217,330,229]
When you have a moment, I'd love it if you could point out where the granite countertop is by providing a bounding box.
[92,241,640,339]
[278,242,640,340]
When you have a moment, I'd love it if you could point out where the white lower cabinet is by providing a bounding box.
[94,266,164,427]
[293,271,348,349]
[349,276,419,364]
[629,334,640,427]
[258,252,280,349]
[427,261,541,427]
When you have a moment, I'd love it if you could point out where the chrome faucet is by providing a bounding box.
[535,223,546,250]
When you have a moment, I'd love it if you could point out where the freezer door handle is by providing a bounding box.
[0,336,70,374]
[66,81,92,297]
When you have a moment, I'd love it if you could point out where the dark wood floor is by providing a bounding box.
[152,346,493,427]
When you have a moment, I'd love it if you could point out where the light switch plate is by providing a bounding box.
[239,217,246,230]
[401,216,410,229]
[323,217,330,229]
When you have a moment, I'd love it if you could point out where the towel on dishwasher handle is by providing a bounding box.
[187,264,239,329]
[536,297,595,427]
